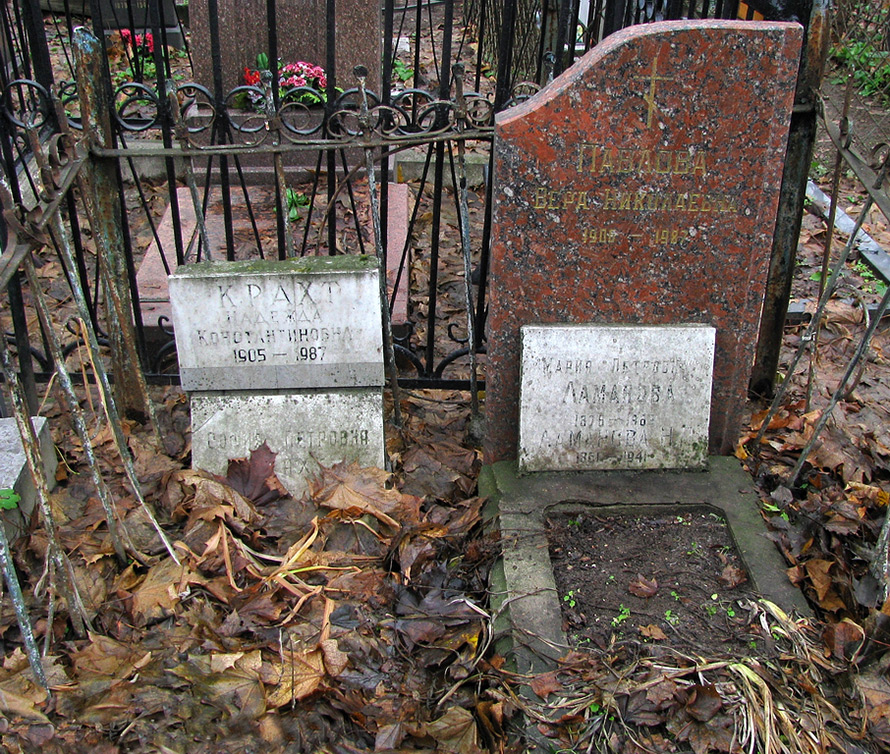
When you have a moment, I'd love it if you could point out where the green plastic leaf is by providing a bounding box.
[0,489,21,510]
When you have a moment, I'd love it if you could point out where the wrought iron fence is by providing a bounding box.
[0,0,824,410]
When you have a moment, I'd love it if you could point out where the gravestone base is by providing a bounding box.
[480,457,809,752]
[190,389,386,498]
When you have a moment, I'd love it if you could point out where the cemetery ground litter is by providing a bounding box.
[5,163,890,754]
[2,11,890,754]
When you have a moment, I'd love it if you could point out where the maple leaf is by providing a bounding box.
[224,443,289,505]
[424,706,481,754]
[70,633,151,682]
[308,461,421,528]
[127,558,209,626]
[264,648,326,707]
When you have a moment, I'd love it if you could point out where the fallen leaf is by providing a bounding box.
[530,671,562,700]
[718,564,747,588]
[224,443,289,505]
[265,649,326,707]
[640,624,667,640]
[0,688,50,724]
[685,684,722,722]
[309,461,421,528]
[128,558,208,625]
[628,574,658,598]
[425,706,480,754]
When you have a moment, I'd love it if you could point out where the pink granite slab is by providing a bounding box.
[485,20,802,464]
[137,184,409,331]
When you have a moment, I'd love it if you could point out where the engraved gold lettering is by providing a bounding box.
[548,190,561,209]
[674,153,691,174]
[618,150,634,173]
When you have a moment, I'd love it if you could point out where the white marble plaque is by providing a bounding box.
[519,324,715,472]
[169,257,383,391]
[190,389,386,497]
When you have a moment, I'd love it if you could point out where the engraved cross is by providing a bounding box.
[636,54,673,129]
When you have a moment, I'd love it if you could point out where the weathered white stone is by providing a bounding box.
[169,257,383,391]
[0,417,57,542]
[190,389,386,497]
[519,324,715,472]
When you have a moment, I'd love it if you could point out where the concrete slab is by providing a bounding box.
[0,417,57,543]
[394,147,488,188]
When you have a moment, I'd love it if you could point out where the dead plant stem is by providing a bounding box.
[47,213,180,564]
[23,256,130,563]
[0,511,49,692]
[0,335,89,636]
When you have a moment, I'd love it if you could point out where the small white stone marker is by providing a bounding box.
[169,257,383,391]
[0,417,56,542]
[519,324,715,472]
[190,390,386,498]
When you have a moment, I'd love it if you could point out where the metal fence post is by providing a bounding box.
[750,0,830,397]
[72,27,151,419]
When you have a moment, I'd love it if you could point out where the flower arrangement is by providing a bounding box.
[115,29,156,84]
[242,53,330,106]
[120,28,155,56]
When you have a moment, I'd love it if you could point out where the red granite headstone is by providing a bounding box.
[485,20,802,464]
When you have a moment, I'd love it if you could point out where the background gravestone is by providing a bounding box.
[189,0,381,96]
[485,20,802,464]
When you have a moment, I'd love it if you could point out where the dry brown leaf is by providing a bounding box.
[718,564,747,588]
[805,558,835,600]
[640,624,667,640]
[308,461,421,527]
[129,558,208,625]
[0,687,50,724]
[628,574,658,598]
[320,639,349,677]
[224,443,289,505]
[70,633,151,681]
[425,705,480,754]
[824,618,866,660]
[685,684,722,722]
[265,649,325,707]
[529,670,563,700]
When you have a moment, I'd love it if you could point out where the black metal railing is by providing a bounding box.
[0,0,821,406]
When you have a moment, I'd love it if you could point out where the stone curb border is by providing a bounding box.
[480,456,810,752]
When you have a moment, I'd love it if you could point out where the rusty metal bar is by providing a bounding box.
[750,0,829,398]
[72,27,152,420]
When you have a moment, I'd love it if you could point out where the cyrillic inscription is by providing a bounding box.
[169,258,384,391]
[519,325,715,472]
